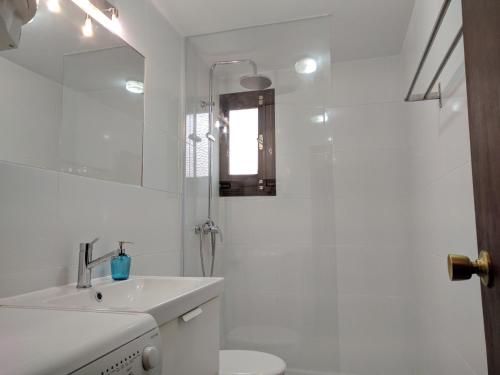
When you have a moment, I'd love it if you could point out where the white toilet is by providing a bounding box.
[219,350,286,375]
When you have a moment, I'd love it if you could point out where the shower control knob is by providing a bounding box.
[142,346,160,370]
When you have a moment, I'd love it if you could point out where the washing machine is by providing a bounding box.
[0,306,161,374]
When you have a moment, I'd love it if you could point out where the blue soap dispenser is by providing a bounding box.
[111,241,132,281]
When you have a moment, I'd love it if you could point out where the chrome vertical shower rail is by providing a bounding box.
[206,59,258,218]
[196,59,261,277]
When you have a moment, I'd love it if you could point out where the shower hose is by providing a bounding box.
[198,227,216,277]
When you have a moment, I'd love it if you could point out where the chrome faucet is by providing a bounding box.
[77,238,120,288]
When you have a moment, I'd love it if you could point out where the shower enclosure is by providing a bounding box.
[183,17,341,375]
[182,4,486,374]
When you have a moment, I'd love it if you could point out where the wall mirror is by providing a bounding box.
[0,0,145,185]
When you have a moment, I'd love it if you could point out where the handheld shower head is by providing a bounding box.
[240,74,272,90]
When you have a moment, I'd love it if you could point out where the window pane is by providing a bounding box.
[229,108,258,175]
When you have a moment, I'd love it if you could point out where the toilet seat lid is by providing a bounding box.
[220,350,286,375]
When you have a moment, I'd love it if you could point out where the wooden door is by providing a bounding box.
[462,0,500,373]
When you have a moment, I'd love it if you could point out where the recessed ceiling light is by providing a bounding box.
[126,80,144,94]
[295,57,317,74]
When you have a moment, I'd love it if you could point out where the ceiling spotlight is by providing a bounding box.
[47,0,61,13]
[126,80,144,94]
[295,57,318,74]
[110,8,122,32]
[82,14,93,37]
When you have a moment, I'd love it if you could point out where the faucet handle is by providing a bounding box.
[89,237,99,246]
[210,224,223,243]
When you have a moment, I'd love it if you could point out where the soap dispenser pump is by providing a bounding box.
[111,241,132,281]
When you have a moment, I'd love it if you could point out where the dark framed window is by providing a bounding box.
[219,89,276,196]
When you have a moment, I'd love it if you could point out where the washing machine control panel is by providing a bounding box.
[72,328,162,375]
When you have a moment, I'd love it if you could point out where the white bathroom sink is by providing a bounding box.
[0,276,224,325]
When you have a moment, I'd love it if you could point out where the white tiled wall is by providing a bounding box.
[0,0,183,298]
[331,56,414,375]
[402,0,487,374]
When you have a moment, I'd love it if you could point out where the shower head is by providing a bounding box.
[210,59,272,91]
[240,74,273,90]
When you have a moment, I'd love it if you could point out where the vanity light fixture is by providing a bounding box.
[82,14,93,37]
[295,57,317,74]
[47,0,61,13]
[70,0,122,36]
[126,80,144,94]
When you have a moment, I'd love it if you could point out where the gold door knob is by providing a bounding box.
[447,250,491,286]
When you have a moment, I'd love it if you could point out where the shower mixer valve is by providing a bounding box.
[195,219,223,277]
[195,220,223,243]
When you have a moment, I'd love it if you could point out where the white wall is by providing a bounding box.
[331,56,414,375]
[0,0,183,298]
[402,0,487,374]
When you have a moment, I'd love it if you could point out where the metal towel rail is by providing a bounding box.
[405,0,463,106]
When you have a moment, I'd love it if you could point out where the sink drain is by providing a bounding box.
[95,291,103,302]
